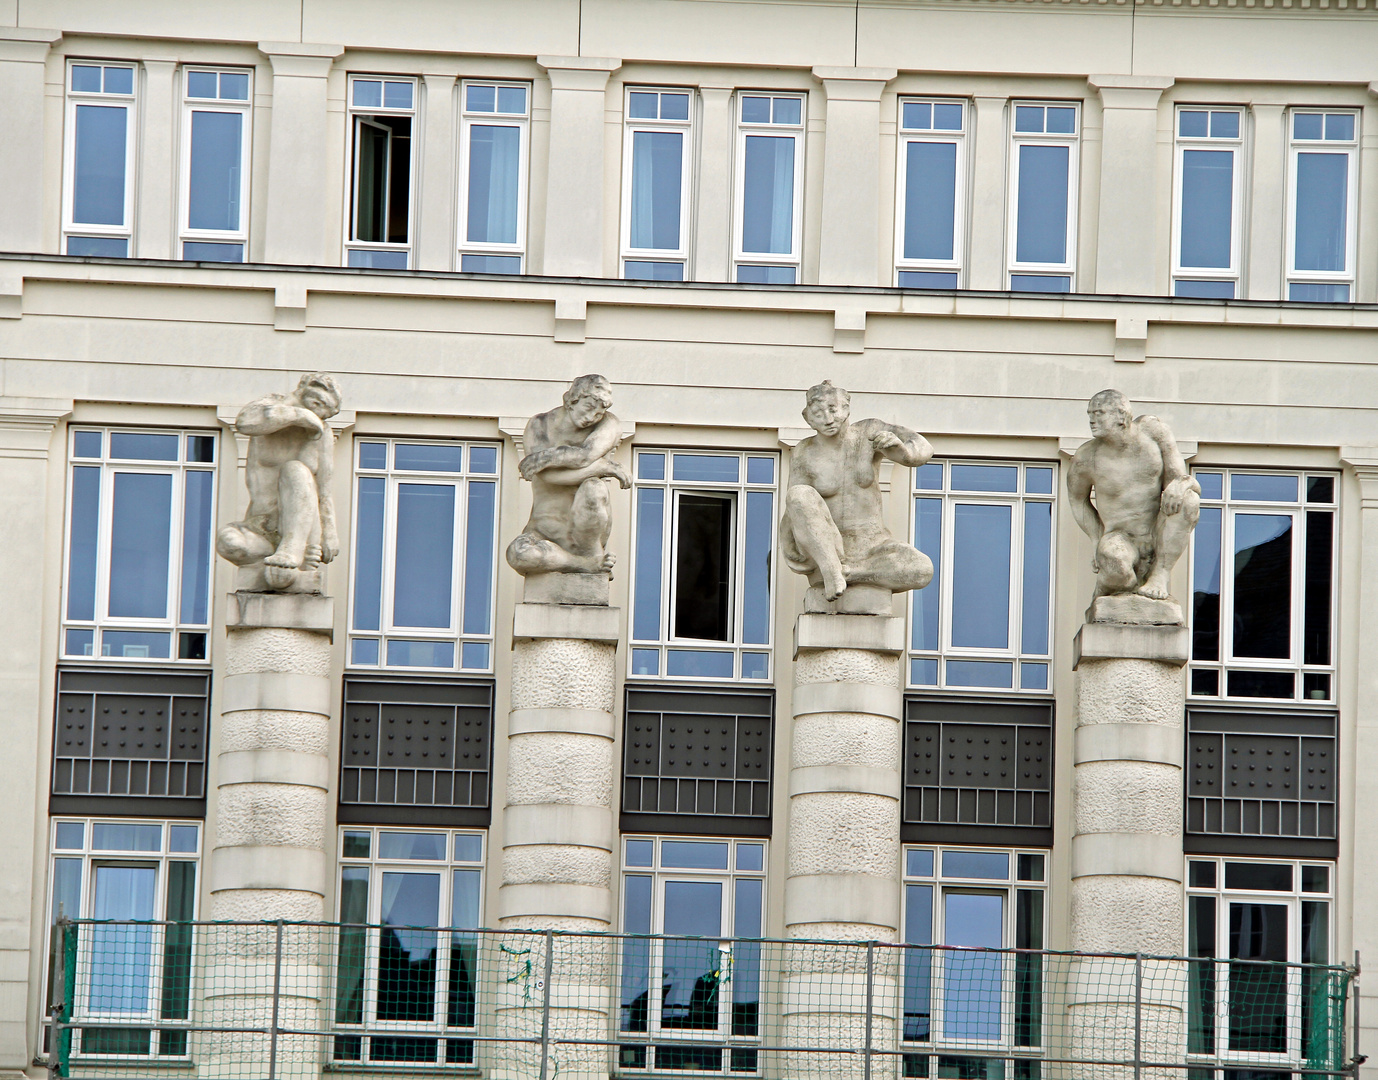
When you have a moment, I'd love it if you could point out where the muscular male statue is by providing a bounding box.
[506,374,630,577]
[1066,389,1200,611]
[216,372,342,590]
[781,381,934,604]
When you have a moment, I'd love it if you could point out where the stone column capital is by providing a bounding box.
[1088,74,1174,110]
[0,26,61,64]
[0,397,72,458]
[537,55,621,92]
[257,41,344,78]
[1341,448,1378,506]
[811,66,897,102]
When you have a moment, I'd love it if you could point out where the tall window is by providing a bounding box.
[63,61,137,257]
[45,818,200,1058]
[629,449,777,682]
[620,836,766,1073]
[1286,110,1358,302]
[179,68,252,263]
[896,99,967,289]
[346,76,416,269]
[348,439,500,673]
[910,461,1056,692]
[734,92,805,284]
[1173,107,1245,299]
[458,81,530,273]
[901,846,1046,1074]
[63,428,217,663]
[1190,470,1336,703]
[621,88,694,281]
[335,827,484,1066]
[1007,102,1079,293]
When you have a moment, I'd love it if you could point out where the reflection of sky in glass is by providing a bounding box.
[943,892,1004,1041]
[951,503,1011,649]
[380,871,440,959]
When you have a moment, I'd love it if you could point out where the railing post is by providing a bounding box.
[538,929,555,1080]
[1133,952,1143,1080]
[268,919,284,1080]
[48,918,66,1080]
[1354,951,1363,1077]
[864,941,875,1080]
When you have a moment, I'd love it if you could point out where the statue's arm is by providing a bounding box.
[521,415,628,487]
[235,398,326,438]
[1066,451,1103,543]
[1139,416,1200,514]
[859,418,933,467]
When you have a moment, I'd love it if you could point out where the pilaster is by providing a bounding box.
[135,60,177,260]
[968,95,1009,291]
[693,86,735,282]
[416,75,459,271]
[1246,103,1287,301]
[0,29,62,253]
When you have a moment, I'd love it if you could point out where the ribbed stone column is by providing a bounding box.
[784,608,905,1079]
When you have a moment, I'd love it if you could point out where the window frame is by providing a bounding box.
[732,90,807,284]
[1171,105,1248,299]
[620,86,696,281]
[62,60,138,257]
[1284,109,1359,303]
[1006,100,1080,292]
[456,79,532,274]
[344,74,419,270]
[894,98,969,289]
[177,66,253,263]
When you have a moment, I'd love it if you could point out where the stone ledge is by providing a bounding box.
[498,881,611,923]
[513,602,620,644]
[789,764,902,799]
[503,803,613,849]
[209,844,325,894]
[508,707,614,738]
[1073,621,1189,668]
[1075,722,1184,767]
[521,570,610,606]
[803,584,893,615]
[227,590,335,634]
[795,613,905,655]
[1070,832,1184,882]
[784,873,899,931]
[216,748,331,789]
[792,680,902,720]
[220,671,331,715]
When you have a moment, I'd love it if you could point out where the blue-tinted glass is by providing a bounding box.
[188,110,243,231]
[108,472,172,619]
[67,236,128,257]
[1293,113,1323,140]
[67,466,101,621]
[110,432,178,460]
[56,822,85,849]
[219,72,249,101]
[737,264,795,284]
[169,825,198,853]
[951,503,1011,648]
[903,884,933,1041]
[625,839,654,867]
[186,435,215,462]
[497,86,526,114]
[628,91,658,119]
[378,871,439,973]
[666,649,734,678]
[179,470,214,624]
[904,141,957,262]
[379,832,447,860]
[359,442,387,469]
[742,490,773,644]
[733,882,764,1021]
[460,254,523,273]
[621,874,653,1033]
[1192,505,1223,662]
[1179,110,1209,138]
[348,248,408,269]
[624,260,683,280]
[1011,274,1070,292]
[929,103,964,133]
[182,241,242,261]
[1175,279,1234,298]
[638,452,665,480]
[395,443,464,472]
[1180,149,1234,269]
[1015,144,1069,265]
[943,892,1004,1039]
[899,270,958,289]
[951,465,1017,493]
[946,660,1013,688]
[450,833,483,862]
[1025,467,1053,494]
[943,850,1009,879]
[72,65,102,92]
[1209,111,1239,139]
[65,628,95,656]
[1047,107,1075,134]
[916,463,943,490]
[354,80,383,109]
[742,653,768,679]
[1294,152,1348,273]
[741,96,770,123]
[89,865,155,1012]
[661,841,729,870]
[1231,474,1298,502]
[72,104,127,226]
[631,648,660,675]
[747,457,774,484]
[1289,283,1349,302]
[102,630,172,658]
[913,498,942,651]
[742,135,795,254]
[351,638,380,665]
[393,483,455,628]
[773,97,801,125]
[629,130,683,250]
[467,125,521,245]
[384,81,412,109]
[452,867,481,935]
[632,488,664,640]
[353,476,385,631]
[910,657,938,686]
[469,445,497,474]
[1021,502,1051,655]
[1020,662,1049,690]
[1014,106,1043,133]
[736,843,764,872]
[1325,114,1354,141]
[903,102,932,130]
[661,93,690,121]
[187,71,218,98]
[907,850,934,878]
[93,822,162,851]
[342,831,371,858]
[462,481,496,635]
[673,454,739,483]
[1196,473,1223,499]
[460,642,489,669]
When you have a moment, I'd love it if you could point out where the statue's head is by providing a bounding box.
[563,374,614,430]
[296,372,342,419]
[1088,389,1131,438]
[803,380,851,436]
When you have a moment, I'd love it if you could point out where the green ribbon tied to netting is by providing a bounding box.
[500,941,534,1001]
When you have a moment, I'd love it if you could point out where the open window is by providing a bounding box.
[347,76,416,269]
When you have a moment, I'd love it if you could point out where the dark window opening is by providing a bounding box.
[1232,515,1292,660]
[673,493,733,642]
[353,115,411,245]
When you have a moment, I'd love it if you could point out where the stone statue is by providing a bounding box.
[216,372,342,593]
[1066,389,1200,624]
[781,380,934,614]
[506,374,630,603]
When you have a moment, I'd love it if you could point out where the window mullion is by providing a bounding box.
[381,473,401,639]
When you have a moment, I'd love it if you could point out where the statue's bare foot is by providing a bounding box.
[300,544,323,569]
[264,551,302,568]
[1137,571,1171,600]
[822,565,849,602]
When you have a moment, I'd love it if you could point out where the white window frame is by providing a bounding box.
[620,86,695,281]
[457,80,531,274]
[1006,100,1080,291]
[1285,109,1359,303]
[344,74,419,270]
[1171,105,1247,298]
[732,90,806,284]
[894,98,969,289]
[62,60,138,257]
[178,66,253,262]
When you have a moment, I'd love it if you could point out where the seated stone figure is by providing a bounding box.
[780,380,934,612]
[1066,388,1201,623]
[216,372,341,592]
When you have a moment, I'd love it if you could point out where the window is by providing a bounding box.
[901,846,1046,1075]
[1186,857,1334,1076]
[1286,110,1358,302]
[1173,107,1245,298]
[629,449,778,681]
[63,428,217,663]
[346,76,417,269]
[619,836,766,1072]
[1008,102,1079,292]
[45,818,200,1058]
[896,99,968,289]
[179,68,251,262]
[910,461,1056,692]
[458,81,530,273]
[348,439,500,673]
[334,828,485,1066]
[622,88,694,281]
[1190,470,1336,702]
[63,62,137,257]
[734,93,805,284]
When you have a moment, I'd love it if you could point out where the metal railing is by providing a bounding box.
[48,919,1359,1080]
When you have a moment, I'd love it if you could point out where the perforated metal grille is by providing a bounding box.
[341,679,492,808]
[52,668,208,798]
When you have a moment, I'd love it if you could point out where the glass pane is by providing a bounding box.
[469,446,497,474]
[899,270,958,289]
[73,432,101,459]
[1294,152,1348,273]
[448,869,480,1031]
[336,866,369,1027]
[1014,106,1043,133]
[65,628,95,656]
[168,825,198,853]
[661,841,730,870]
[904,884,933,1042]
[632,488,664,640]
[49,857,82,1006]
[661,881,723,1031]
[911,657,938,685]
[942,851,1009,879]
[176,629,206,659]
[460,641,489,670]
[673,493,732,641]
[67,466,101,620]
[384,81,412,109]
[55,822,85,850]
[917,463,943,490]
[951,466,1018,493]
[904,102,932,130]
[1180,149,1234,269]
[102,629,172,658]
[186,71,217,98]
[1011,274,1070,292]
[460,253,522,273]
[629,130,683,250]
[352,476,385,632]
[110,432,179,461]
[1289,282,1349,302]
[343,831,371,858]
[103,68,134,95]
[631,647,660,676]
[72,65,102,92]
[741,96,770,123]
[1226,670,1294,698]
[179,470,213,625]
[351,637,380,665]
[1197,472,1224,500]
[621,875,653,1033]
[907,850,935,877]
[1187,895,1216,1054]
[393,483,456,629]
[742,491,772,644]
[1176,280,1234,299]
[1015,144,1069,265]
[67,235,128,257]
[378,872,440,1021]
[353,80,383,108]
[772,97,800,125]
[673,454,740,483]
[904,141,957,261]
[1302,865,1329,894]
[661,93,690,121]
[1189,861,1217,888]
[1232,514,1293,659]
[733,879,763,1037]
[625,839,654,866]
[736,844,764,872]
[1020,662,1048,690]
[1025,467,1053,495]
[1325,114,1354,141]
[497,86,526,114]
[943,892,1004,1040]
[1178,110,1208,138]
[1046,107,1076,134]
[1302,900,1328,964]
[746,457,774,484]
[220,72,249,101]
[639,452,665,480]
[379,831,447,860]
[186,434,215,462]
[395,444,464,472]
[188,110,243,232]
[90,865,157,1013]
[1017,855,1044,883]
[736,263,795,284]
[946,660,1013,688]
[913,498,942,651]
[1193,507,1223,661]
[451,867,480,926]
[1021,502,1051,654]
[108,472,173,619]
[462,481,496,635]
[934,103,962,130]
[385,639,455,668]
[1304,511,1333,666]
[72,104,127,226]
[666,649,734,678]
[741,135,795,254]
[1293,112,1323,140]
[951,503,1012,648]
[1227,902,1288,1053]
[1210,111,1239,139]
[467,125,521,245]
[1225,863,1292,891]
[466,84,495,112]
[182,240,242,261]
[628,91,658,119]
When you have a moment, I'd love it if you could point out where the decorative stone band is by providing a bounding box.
[498,881,612,922]
[1070,832,1184,882]
[220,671,331,715]
[503,803,613,850]
[512,601,620,644]
[227,591,334,635]
[795,612,905,656]
[1073,621,1189,668]
[507,707,614,739]
[792,680,902,720]
[784,873,901,929]
[789,764,902,799]
[210,844,326,894]
[1075,722,1184,767]
[217,748,331,789]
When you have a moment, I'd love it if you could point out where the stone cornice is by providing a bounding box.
[863,0,1371,10]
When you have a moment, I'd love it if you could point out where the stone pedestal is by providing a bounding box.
[783,612,905,1078]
